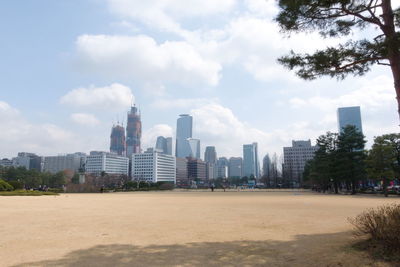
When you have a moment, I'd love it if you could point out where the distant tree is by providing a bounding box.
[71,173,80,184]
[276,1,400,120]
[337,125,367,194]
[0,179,14,191]
[366,133,400,196]
[49,171,66,188]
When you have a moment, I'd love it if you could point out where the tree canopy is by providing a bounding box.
[276,0,400,119]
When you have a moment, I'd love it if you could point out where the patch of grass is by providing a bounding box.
[0,190,59,196]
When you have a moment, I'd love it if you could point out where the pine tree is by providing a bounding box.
[276,0,400,120]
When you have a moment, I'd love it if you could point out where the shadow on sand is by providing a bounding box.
[12,232,395,267]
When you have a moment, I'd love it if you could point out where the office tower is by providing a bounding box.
[337,106,363,133]
[43,153,86,174]
[85,151,129,175]
[131,148,176,183]
[126,105,142,157]
[204,146,217,164]
[217,157,229,178]
[110,124,126,156]
[176,114,193,158]
[243,143,260,178]
[283,140,318,187]
[176,157,189,187]
[155,136,173,155]
[262,154,271,177]
[187,157,207,183]
[187,138,201,159]
[228,157,242,178]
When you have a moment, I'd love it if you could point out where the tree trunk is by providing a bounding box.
[381,0,400,122]
[334,181,339,194]
[351,180,357,195]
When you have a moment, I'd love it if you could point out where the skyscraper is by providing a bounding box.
[228,157,242,178]
[262,154,271,177]
[204,146,217,164]
[110,124,126,156]
[188,138,201,159]
[126,106,142,157]
[176,114,193,158]
[243,143,260,178]
[155,136,173,155]
[217,157,229,178]
[204,146,217,180]
[337,106,363,133]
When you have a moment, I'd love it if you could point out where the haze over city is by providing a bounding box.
[1,0,399,160]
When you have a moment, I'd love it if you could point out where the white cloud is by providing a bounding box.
[107,0,236,36]
[60,83,134,111]
[151,97,219,110]
[0,101,94,158]
[288,75,396,112]
[75,34,221,86]
[70,113,100,126]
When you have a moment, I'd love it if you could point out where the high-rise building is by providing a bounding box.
[176,157,189,187]
[110,124,126,156]
[262,154,271,177]
[187,138,200,159]
[243,143,260,178]
[85,151,129,176]
[176,114,193,158]
[131,148,176,183]
[204,146,217,164]
[283,140,318,187]
[43,153,86,174]
[217,157,229,178]
[187,157,207,182]
[126,106,142,157]
[155,136,173,155]
[228,157,242,178]
[337,106,363,133]
[204,146,217,180]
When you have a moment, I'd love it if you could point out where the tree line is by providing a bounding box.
[304,125,400,196]
[0,166,66,190]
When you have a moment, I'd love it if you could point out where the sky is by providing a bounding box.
[0,0,399,160]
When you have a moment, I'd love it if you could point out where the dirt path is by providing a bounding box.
[1,190,399,266]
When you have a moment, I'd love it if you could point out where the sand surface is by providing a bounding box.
[1,190,399,267]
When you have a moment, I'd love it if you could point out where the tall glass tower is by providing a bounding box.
[337,106,363,133]
[176,114,193,158]
[243,142,260,178]
[204,146,217,164]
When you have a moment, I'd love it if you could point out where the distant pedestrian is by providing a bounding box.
[100,186,104,193]
[211,185,214,192]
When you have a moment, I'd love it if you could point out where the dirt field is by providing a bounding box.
[1,190,399,267]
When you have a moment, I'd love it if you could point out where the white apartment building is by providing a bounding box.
[283,140,318,187]
[132,148,176,183]
[85,151,129,175]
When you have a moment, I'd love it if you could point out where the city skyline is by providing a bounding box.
[0,1,398,160]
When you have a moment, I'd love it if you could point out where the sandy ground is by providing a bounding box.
[1,190,399,267]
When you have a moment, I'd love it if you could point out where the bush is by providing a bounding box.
[349,204,400,255]
[0,179,14,191]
